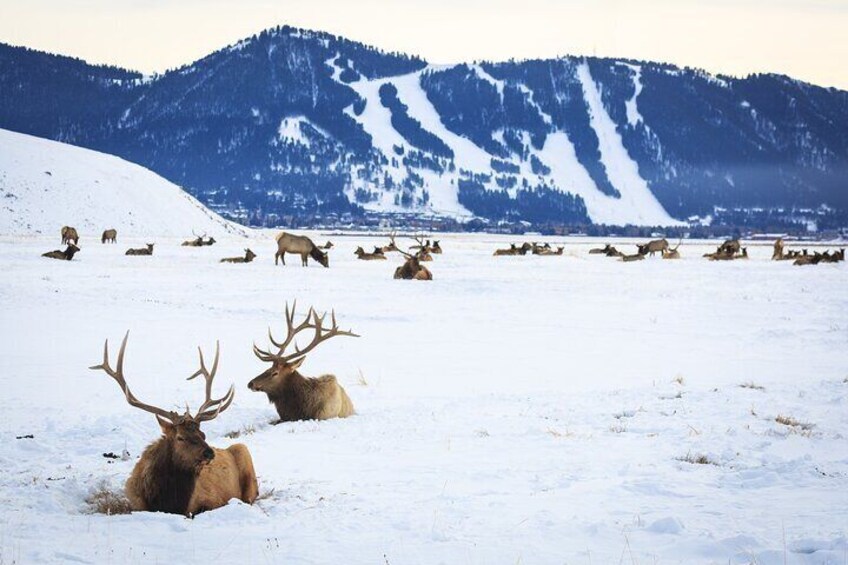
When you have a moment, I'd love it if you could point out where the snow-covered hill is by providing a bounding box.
[0,128,245,238]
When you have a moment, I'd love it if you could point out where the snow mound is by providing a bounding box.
[0,128,245,238]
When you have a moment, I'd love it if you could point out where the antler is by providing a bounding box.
[90,332,179,423]
[254,301,360,363]
[186,342,235,422]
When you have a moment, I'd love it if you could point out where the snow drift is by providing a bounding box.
[0,128,245,238]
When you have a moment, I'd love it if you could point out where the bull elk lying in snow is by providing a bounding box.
[42,243,81,261]
[355,246,387,260]
[182,233,216,247]
[249,303,359,421]
[126,243,154,256]
[534,245,564,256]
[61,226,79,245]
[101,229,117,243]
[220,249,257,263]
[662,239,682,259]
[90,333,257,516]
[393,238,433,280]
[274,232,329,267]
[589,244,624,257]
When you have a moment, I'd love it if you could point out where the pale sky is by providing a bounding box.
[1,0,846,89]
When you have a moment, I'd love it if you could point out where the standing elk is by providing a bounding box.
[126,243,154,256]
[220,249,257,263]
[772,238,784,260]
[42,243,80,261]
[636,238,669,257]
[90,333,258,516]
[355,246,387,260]
[249,303,359,422]
[274,232,329,268]
[61,226,79,245]
[718,238,741,256]
[101,229,118,244]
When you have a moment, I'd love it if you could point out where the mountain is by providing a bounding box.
[0,128,243,237]
[1,26,846,230]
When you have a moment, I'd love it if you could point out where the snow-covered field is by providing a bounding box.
[1,232,846,564]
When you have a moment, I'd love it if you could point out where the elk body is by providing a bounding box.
[621,252,645,262]
[126,244,154,256]
[535,246,564,256]
[91,333,258,516]
[355,246,387,260]
[772,238,784,260]
[274,232,329,267]
[662,239,682,259]
[101,229,117,243]
[319,241,334,250]
[493,242,531,256]
[182,233,216,247]
[588,244,611,254]
[249,303,358,422]
[61,226,79,245]
[636,238,669,256]
[220,249,257,263]
[42,243,80,260]
[431,241,443,254]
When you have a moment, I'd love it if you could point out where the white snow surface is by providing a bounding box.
[0,129,244,238]
[619,62,645,127]
[576,63,683,226]
[1,228,846,563]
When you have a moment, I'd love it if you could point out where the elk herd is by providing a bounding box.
[90,303,359,516]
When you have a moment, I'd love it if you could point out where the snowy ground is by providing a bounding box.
[1,233,846,564]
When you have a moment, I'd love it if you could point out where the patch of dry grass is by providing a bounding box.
[356,370,368,386]
[739,382,766,391]
[677,452,718,466]
[224,424,257,439]
[85,482,132,515]
[775,414,814,432]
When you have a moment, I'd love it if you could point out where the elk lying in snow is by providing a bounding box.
[318,241,334,250]
[620,252,646,262]
[718,238,741,256]
[42,243,80,261]
[61,226,79,245]
[377,232,400,253]
[182,233,216,247]
[220,249,257,263]
[793,248,845,266]
[534,246,564,256]
[410,236,433,261]
[636,238,669,257]
[101,229,117,243]
[493,242,532,256]
[431,240,443,254]
[588,244,612,254]
[249,303,358,421]
[274,232,329,267]
[393,241,433,279]
[90,333,257,516]
[126,243,154,256]
[355,246,387,260]
[705,246,747,260]
[662,239,682,259]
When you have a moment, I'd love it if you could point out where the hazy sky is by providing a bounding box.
[1,0,846,89]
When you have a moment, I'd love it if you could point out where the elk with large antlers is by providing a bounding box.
[249,303,359,421]
[90,333,258,516]
[394,244,433,280]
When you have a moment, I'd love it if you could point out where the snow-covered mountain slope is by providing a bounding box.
[0,129,245,237]
[2,27,847,229]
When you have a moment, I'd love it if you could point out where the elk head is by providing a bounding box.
[90,332,234,473]
[249,302,359,393]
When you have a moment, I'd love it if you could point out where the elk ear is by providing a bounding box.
[289,357,306,371]
[157,415,174,434]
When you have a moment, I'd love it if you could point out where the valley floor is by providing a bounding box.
[0,233,846,564]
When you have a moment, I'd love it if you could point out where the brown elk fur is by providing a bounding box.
[588,244,612,254]
[249,304,359,422]
[394,256,433,280]
[249,358,355,422]
[61,226,79,245]
[772,238,784,260]
[101,229,117,243]
[126,418,258,515]
[220,249,257,263]
[319,241,334,249]
[274,232,329,267]
[91,335,257,516]
[636,238,669,256]
[355,246,387,260]
[431,241,443,254]
[621,252,646,262]
[42,243,80,260]
[493,242,532,256]
[535,246,564,256]
[126,243,154,255]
